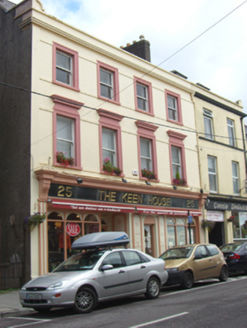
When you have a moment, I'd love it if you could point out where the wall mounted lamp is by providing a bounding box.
[173,185,177,190]
[122,178,127,183]
[200,188,204,194]
[145,181,151,186]
[47,198,52,203]
[76,177,83,184]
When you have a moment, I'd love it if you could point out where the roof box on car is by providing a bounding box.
[71,231,130,250]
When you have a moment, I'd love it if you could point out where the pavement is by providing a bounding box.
[0,290,35,318]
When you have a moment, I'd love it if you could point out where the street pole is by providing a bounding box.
[188,210,192,244]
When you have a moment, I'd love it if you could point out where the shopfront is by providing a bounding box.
[205,197,247,245]
[35,170,203,276]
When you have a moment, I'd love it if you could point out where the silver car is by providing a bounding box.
[20,234,168,314]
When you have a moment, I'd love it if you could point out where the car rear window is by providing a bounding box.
[220,243,243,252]
[206,245,219,256]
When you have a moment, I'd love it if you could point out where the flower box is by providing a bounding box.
[103,157,122,176]
[141,168,157,180]
[56,151,74,166]
[24,212,46,231]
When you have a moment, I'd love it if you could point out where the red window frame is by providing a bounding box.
[136,120,159,181]
[165,90,183,125]
[97,61,120,105]
[98,109,123,175]
[52,42,80,91]
[52,94,83,170]
[167,130,187,185]
[134,76,154,116]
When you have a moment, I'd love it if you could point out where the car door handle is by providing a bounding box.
[118,270,125,274]
[209,259,212,262]
[141,265,146,269]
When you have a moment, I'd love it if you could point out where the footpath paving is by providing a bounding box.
[0,290,35,318]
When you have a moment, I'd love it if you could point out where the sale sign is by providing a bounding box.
[66,223,81,237]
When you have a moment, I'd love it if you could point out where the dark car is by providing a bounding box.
[220,241,247,275]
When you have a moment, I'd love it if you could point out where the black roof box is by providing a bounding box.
[71,231,130,250]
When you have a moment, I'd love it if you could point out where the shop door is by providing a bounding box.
[144,225,154,257]
[209,222,224,247]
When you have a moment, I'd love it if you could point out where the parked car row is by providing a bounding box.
[19,232,247,315]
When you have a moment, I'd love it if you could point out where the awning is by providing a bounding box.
[51,200,202,216]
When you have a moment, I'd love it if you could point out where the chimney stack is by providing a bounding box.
[122,35,151,62]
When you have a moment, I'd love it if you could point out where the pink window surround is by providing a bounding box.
[52,42,80,92]
[167,130,187,185]
[52,94,83,170]
[134,76,154,116]
[97,61,120,105]
[165,89,183,125]
[135,120,159,181]
[98,109,124,175]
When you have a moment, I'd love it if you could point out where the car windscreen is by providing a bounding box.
[159,246,194,260]
[220,243,243,252]
[54,250,105,272]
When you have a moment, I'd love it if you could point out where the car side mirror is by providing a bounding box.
[194,254,202,260]
[99,264,113,271]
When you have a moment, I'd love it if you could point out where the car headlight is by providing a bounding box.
[166,267,179,272]
[47,280,69,290]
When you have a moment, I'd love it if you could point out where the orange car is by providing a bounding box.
[159,243,228,289]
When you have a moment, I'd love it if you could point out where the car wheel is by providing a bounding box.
[219,265,228,282]
[145,276,160,299]
[73,287,98,314]
[181,271,194,289]
[33,307,52,313]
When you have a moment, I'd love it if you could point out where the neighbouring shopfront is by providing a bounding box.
[34,170,203,276]
[205,196,247,246]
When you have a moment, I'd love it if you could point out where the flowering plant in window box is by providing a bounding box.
[103,157,122,175]
[201,219,215,232]
[172,172,187,186]
[24,212,46,231]
[56,151,74,166]
[141,168,157,180]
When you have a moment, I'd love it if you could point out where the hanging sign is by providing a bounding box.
[66,223,81,237]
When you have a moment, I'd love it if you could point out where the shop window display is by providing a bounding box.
[167,217,196,247]
[232,211,247,239]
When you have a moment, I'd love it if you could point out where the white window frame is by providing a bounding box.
[56,51,73,86]
[140,137,152,170]
[203,109,214,140]
[56,115,75,158]
[168,95,178,121]
[232,161,239,194]
[100,68,113,100]
[208,155,217,193]
[227,118,236,147]
[172,146,182,178]
[137,83,148,112]
[102,128,116,166]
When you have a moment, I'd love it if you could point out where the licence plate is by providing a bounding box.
[26,293,42,300]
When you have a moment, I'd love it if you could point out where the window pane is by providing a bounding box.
[56,52,72,85]
[177,226,186,245]
[102,128,116,166]
[232,162,239,194]
[172,146,181,178]
[204,116,213,139]
[137,84,146,98]
[140,138,152,170]
[56,115,74,158]
[100,69,113,99]
[168,95,177,120]
[208,156,217,192]
[167,225,176,248]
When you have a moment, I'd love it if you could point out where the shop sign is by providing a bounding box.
[206,200,247,212]
[48,184,199,210]
[207,211,224,222]
[66,223,80,237]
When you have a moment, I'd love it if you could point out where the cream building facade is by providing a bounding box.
[192,84,247,246]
